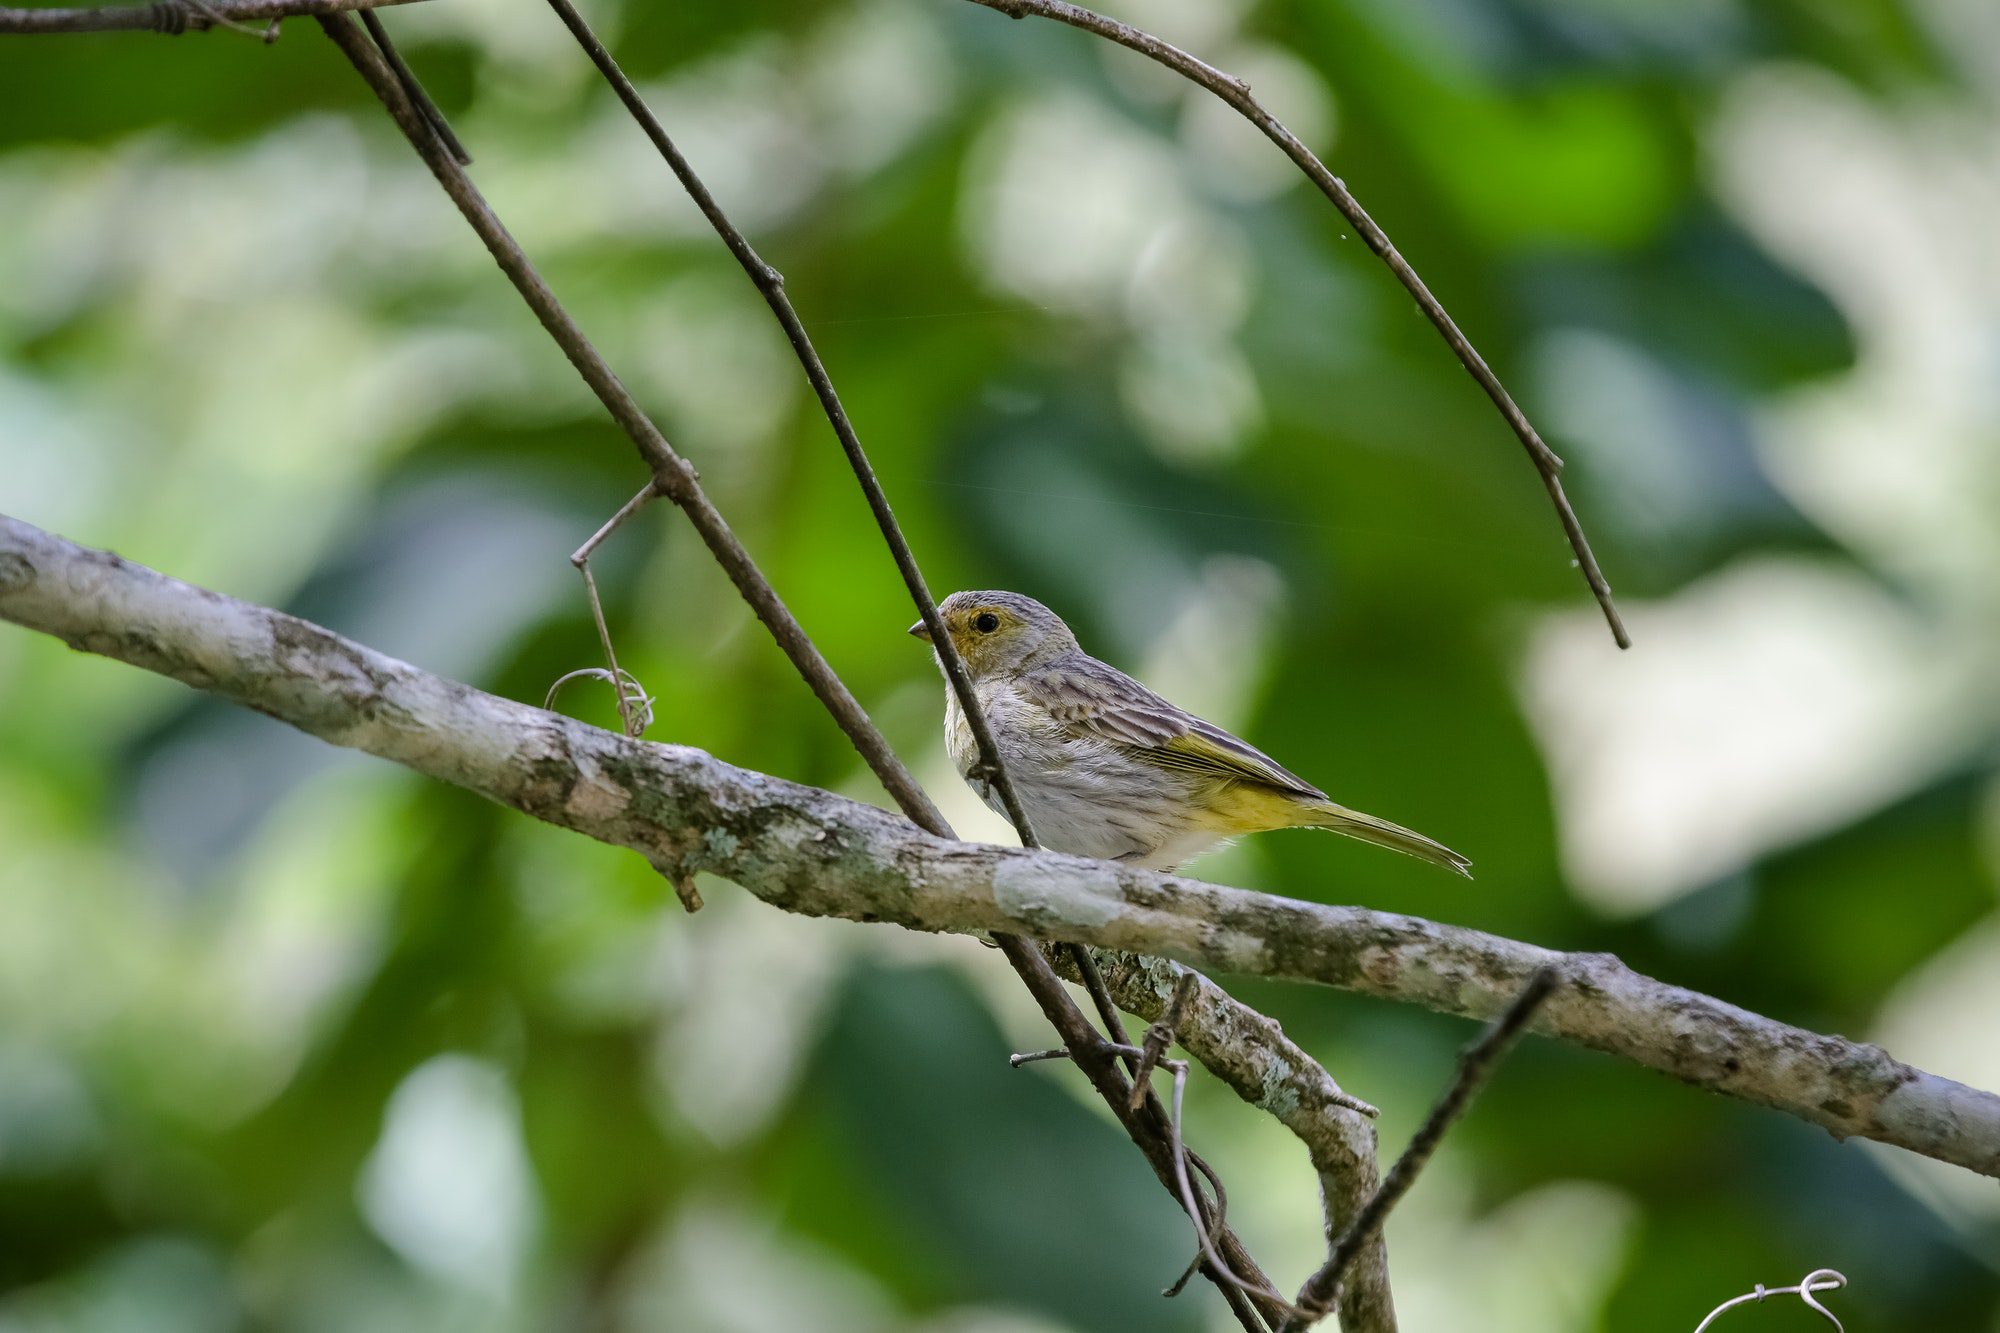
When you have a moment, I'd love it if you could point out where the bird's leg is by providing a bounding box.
[964,756,1001,805]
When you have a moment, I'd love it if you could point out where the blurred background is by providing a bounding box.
[2,0,1998,1328]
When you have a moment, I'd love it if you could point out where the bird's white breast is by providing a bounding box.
[946,677,1210,865]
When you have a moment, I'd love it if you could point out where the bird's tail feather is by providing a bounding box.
[1299,801,1472,878]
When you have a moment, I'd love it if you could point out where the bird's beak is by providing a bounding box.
[907,619,932,642]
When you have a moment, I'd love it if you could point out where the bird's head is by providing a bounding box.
[909,590,1078,679]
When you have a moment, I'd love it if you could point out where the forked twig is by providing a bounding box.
[1282,968,1560,1330]
[992,937,1287,1331]
[967,0,1629,650]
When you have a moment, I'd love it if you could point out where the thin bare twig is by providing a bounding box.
[543,667,654,734]
[966,0,1629,650]
[988,934,1286,1330]
[1062,941,1142,1074]
[573,561,634,733]
[1014,1033,1259,1314]
[1283,968,1559,1330]
[0,0,417,35]
[1162,1053,1298,1320]
[567,483,659,738]
[318,21,1285,1326]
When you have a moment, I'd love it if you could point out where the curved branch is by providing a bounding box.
[966,0,1627,649]
[5,512,1994,1181]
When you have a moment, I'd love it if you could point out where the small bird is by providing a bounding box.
[911,590,1470,876]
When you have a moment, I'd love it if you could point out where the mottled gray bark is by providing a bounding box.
[5,512,1996,1182]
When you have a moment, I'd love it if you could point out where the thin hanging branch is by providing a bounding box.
[564,483,659,739]
[965,0,1629,650]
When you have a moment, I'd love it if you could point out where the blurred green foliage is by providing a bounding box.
[2,0,1997,1329]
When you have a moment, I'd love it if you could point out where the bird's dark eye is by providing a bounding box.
[973,612,1001,633]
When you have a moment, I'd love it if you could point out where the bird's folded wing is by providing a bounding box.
[1025,660,1325,798]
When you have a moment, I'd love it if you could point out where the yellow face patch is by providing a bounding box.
[943,604,1025,673]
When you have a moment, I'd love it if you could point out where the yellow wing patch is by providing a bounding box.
[1148,726,1322,798]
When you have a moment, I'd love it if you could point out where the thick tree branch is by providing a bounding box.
[0,0,418,35]
[6,511,1997,1184]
